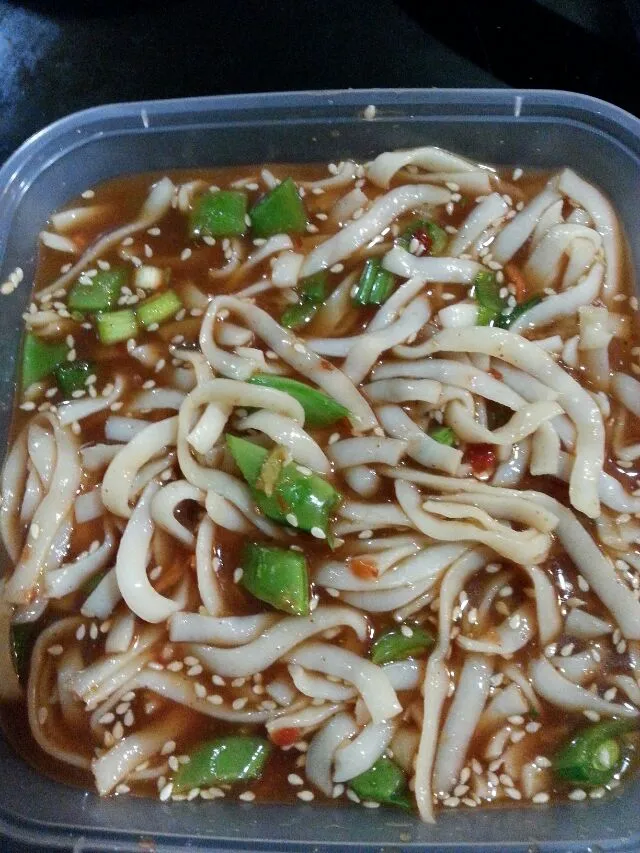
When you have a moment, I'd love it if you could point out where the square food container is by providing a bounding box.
[0,88,640,853]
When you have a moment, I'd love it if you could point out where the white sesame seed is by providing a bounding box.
[159,782,173,802]
[288,773,304,786]
[583,710,601,722]
[233,568,244,584]
[187,664,203,677]
[443,796,460,807]
[38,706,48,725]
[568,788,587,801]
[194,684,207,699]
[207,694,223,705]
[212,674,225,686]
[589,787,606,799]
[310,526,326,539]
[239,791,256,802]
[504,787,522,800]
[47,644,64,656]
[532,792,549,804]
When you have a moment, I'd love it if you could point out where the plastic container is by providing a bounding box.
[1,88,640,852]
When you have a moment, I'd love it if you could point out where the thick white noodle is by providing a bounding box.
[367,146,477,188]
[377,405,462,475]
[115,483,181,624]
[382,246,482,283]
[305,712,358,796]
[288,665,357,702]
[301,185,451,276]
[558,168,620,301]
[433,654,493,795]
[192,607,369,677]
[194,516,224,616]
[333,719,396,783]
[445,400,562,445]
[199,297,377,429]
[286,642,401,724]
[150,480,204,547]
[509,263,603,334]
[169,612,276,645]
[237,410,330,473]
[328,437,407,469]
[457,603,535,655]
[565,609,612,639]
[102,417,178,518]
[530,657,637,716]
[413,327,604,518]
[46,527,115,598]
[449,193,509,256]
[524,223,601,289]
[491,188,562,263]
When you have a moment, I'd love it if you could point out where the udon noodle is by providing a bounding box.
[1,147,639,820]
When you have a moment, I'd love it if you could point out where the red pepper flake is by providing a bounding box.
[350,557,378,580]
[412,228,433,255]
[465,443,496,475]
[488,367,503,380]
[271,727,300,747]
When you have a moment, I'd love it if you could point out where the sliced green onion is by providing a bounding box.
[281,302,320,330]
[553,720,636,787]
[247,375,349,427]
[21,333,68,389]
[473,270,506,326]
[136,290,183,328]
[10,622,40,683]
[280,271,327,330]
[54,360,94,396]
[352,258,396,306]
[96,309,138,345]
[370,624,434,666]
[249,177,307,237]
[494,295,542,330]
[240,541,309,616]
[429,426,456,446]
[189,190,248,238]
[173,736,271,793]
[349,757,411,809]
[226,434,341,536]
[398,219,448,255]
[67,268,127,313]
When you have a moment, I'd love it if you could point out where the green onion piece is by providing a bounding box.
[247,375,349,427]
[136,290,183,328]
[21,333,68,389]
[10,622,40,683]
[281,301,320,330]
[226,435,341,535]
[370,624,434,666]
[349,757,412,809]
[67,268,127,313]
[553,720,636,787]
[189,190,248,238]
[240,541,309,616]
[473,269,506,326]
[494,295,542,330]
[173,736,271,793]
[352,258,396,306]
[96,309,138,345]
[398,219,448,255]
[249,177,307,237]
[81,570,107,598]
[280,271,327,330]
[54,360,94,396]
[429,426,456,447]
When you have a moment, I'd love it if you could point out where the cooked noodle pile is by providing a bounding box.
[1,147,640,819]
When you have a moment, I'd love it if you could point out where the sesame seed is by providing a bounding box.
[310,526,326,539]
[90,622,99,640]
[194,684,207,699]
[38,706,48,725]
[159,782,173,802]
[168,756,180,772]
[233,568,244,584]
[207,694,223,705]
[212,674,225,686]
[361,800,380,808]
[505,788,522,800]
[288,773,304,786]
[512,168,523,181]
[232,697,248,710]
[297,790,314,802]
[187,664,203,677]
[443,796,460,807]
[568,788,587,801]
[285,513,299,527]
[535,756,552,768]
[161,740,176,755]
[583,710,601,722]
[532,792,549,804]
[589,787,606,799]
[239,791,255,802]
[47,644,64,656]
[116,702,130,716]
[116,783,130,795]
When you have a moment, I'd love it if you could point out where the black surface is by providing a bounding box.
[1,1,640,851]
[1,0,640,167]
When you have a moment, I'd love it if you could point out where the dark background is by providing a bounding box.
[1,0,640,850]
[1,0,640,166]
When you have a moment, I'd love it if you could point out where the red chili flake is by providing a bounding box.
[271,727,300,747]
[465,443,496,475]
[412,228,433,255]
[488,367,503,380]
[350,557,378,580]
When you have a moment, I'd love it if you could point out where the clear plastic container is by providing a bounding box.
[1,88,639,852]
